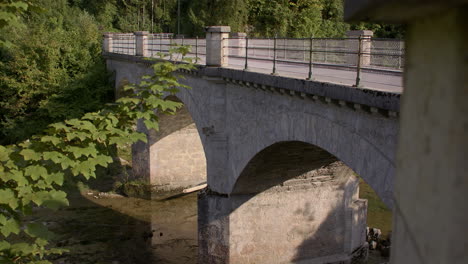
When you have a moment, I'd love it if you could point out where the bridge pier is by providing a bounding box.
[132,98,207,193]
[199,162,367,264]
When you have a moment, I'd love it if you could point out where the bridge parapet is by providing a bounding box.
[103,28,404,92]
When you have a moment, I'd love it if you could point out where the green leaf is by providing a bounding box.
[46,172,64,186]
[4,170,28,186]
[144,119,159,131]
[129,132,147,143]
[0,146,11,161]
[28,190,68,209]
[0,189,18,209]
[70,160,96,179]
[10,242,35,255]
[93,155,113,167]
[35,238,48,247]
[25,223,55,240]
[59,156,75,170]
[0,218,20,237]
[29,191,50,206]
[0,214,5,225]
[40,135,61,146]
[41,190,68,210]
[49,122,69,132]
[42,151,63,163]
[19,149,42,161]
[65,144,98,159]
[24,165,47,181]
[0,240,10,251]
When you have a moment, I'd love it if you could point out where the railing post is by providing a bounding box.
[135,31,149,57]
[103,32,113,53]
[268,38,271,58]
[307,37,313,80]
[355,36,363,87]
[159,35,162,54]
[169,36,173,60]
[231,32,247,57]
[325,40,328,63]
[195,36,199,64]
[244,37,249,71]
[181,35,185,60]
[398,40,402,69]
[205,26,231,67]
[272,35,278,75]
[346,30,373,67]
[303,39,307,61]
[284,38,287,59]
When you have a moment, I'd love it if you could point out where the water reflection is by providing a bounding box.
[38,191,198,264]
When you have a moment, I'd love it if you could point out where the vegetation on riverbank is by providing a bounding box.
[0,0,404,144]
[0,1,395,262]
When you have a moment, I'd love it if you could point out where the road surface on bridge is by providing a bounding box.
[186,55,403,93]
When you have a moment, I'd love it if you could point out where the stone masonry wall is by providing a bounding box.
[199,161,367,264]
[148,103,207,190]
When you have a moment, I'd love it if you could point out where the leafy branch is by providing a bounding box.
[0,45,195,263]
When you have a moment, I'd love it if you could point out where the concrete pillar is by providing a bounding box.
[391,7,468,264]
[205,26,231,67]
[345,30,373,66]
[135,31,149,57]
[199,162,368,264]
[344,1,468,263]
[230,32,247,57]
[103,32,113,53]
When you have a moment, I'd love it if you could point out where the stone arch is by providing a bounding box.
[199,141,368,263]
[227,106,395,208]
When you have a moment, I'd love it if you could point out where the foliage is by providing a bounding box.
[350,22,406,39]
[0,46,195,263]
[0,0,113,144]
[65,0,404,38]
[185,0,249,36]
[0,0,40,38]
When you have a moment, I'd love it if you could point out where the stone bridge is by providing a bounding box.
[103,27,400,263]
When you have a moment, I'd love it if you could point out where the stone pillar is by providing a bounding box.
[345,30,373,66]
[199,163,368,264]
[205,26,231,67]
[135,31,149,57]
[103,32,113,53]
[230,32,247,57]
[132,103,207,193]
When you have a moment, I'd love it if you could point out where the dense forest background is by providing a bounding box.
[0,0,404,145]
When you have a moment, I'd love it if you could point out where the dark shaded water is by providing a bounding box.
[32,191,197,264]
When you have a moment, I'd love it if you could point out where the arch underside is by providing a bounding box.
[199,141,368,263]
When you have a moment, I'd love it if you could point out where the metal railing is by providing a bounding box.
[106,33,404,90]
[147,34,206,63]
[224,36,404,87]
[112,33,136,55]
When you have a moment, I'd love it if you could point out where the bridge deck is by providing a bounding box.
[224,57,402,93]
[168,55,402,93]
[108,34,404,93]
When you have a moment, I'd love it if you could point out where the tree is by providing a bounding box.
[0,0,112,144]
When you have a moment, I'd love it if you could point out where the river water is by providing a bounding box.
[32,188,388,264]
